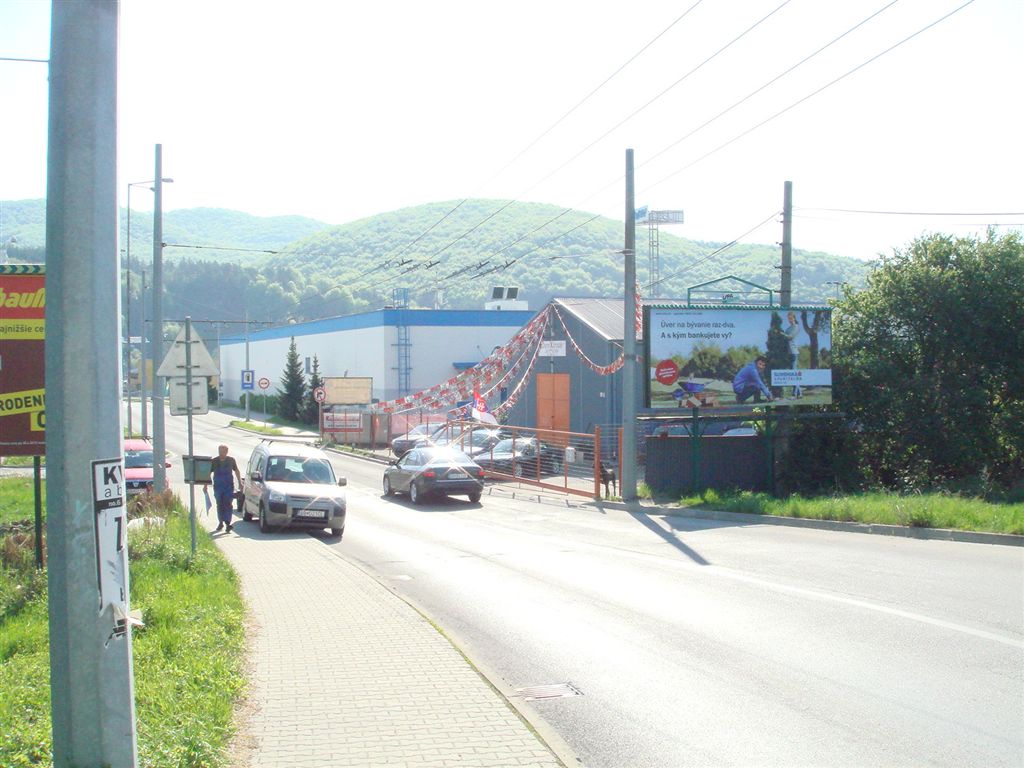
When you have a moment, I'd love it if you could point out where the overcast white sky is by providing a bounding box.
[2,0,1021,261]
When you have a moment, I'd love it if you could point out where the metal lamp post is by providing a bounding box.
[126,177,171,437]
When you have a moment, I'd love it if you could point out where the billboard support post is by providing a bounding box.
[690,407,701,494]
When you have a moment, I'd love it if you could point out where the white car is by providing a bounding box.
[242,440,347,537]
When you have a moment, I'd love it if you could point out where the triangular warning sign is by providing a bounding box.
[157,326,220,377]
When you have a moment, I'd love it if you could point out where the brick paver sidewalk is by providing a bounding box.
[214,527,564,768]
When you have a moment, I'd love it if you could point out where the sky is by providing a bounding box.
[2,0,1022,263]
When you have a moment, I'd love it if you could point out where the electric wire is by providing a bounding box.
[523,0,793,200]
[644,0,978,193]
[646,210,781,294]
[797,207,1024,216]
[637,0,903,171]
[478,1,705,191]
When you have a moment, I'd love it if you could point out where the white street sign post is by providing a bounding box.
[258,377,271,423]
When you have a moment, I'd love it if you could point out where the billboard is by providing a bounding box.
[0,265,46,455]
[645,305,832,410]
[323,376,372,405]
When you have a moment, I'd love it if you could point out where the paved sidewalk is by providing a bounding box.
[210,522,565,768]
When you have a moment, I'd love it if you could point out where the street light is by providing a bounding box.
[126,177,172,438]
[825,280,848,300]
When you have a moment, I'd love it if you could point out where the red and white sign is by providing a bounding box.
[257,377,271,390]
[322,411,362,433]
[654,359,679,386]
[313,386,326,403]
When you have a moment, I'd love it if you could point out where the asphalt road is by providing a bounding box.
[158,406,1024,768]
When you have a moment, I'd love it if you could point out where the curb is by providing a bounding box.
[587,500,1024,548]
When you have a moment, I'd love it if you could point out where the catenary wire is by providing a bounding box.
[643,0,978,194]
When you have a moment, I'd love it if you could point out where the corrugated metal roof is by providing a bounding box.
[553,297,689,342]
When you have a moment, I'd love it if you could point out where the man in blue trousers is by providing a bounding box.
[209,444,243,533]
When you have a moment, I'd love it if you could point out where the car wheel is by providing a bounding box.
[330,526,344,538]
[410,481,422,505]
[383,476,393,496]
[468,491,481,503]
[243,505,253,522]
[259,504,269,534]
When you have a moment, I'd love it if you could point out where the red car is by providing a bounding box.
[124,438,170,497]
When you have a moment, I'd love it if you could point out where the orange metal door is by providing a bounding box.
[536,373,570,438]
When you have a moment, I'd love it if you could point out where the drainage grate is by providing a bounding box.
[513,682,582,701]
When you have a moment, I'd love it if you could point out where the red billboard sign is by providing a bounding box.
[0,265,46,456]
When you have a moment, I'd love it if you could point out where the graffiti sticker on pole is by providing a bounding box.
[91,457,129,615]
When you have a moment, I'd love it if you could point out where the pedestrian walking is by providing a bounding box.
[210,444,243,532]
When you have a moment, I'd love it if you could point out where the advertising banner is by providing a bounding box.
[645,306,832,410]
[0,265,46,456]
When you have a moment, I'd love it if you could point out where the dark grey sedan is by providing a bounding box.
[382,446,485,504]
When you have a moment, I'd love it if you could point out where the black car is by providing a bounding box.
[383,446,486,504]
[475,437,564,478]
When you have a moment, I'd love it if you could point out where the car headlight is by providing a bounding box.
[268,490,286,503]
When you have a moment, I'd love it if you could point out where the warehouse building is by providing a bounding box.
[219,306,536,405]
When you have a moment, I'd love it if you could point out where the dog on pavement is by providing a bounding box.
[599,462,617,499]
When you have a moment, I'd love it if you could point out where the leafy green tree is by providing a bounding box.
[834,230,1024,490]
[277,337,306,422]
[302,355,324,426]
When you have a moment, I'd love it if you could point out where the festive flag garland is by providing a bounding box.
[375,306,551,414]
[375,290,644,416]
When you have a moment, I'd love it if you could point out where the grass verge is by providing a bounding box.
[0,485,247,767]
[667,488,1024,535]
[228,419,283,436]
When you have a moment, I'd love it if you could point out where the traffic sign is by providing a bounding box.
[258,377,271,390]
[241,369,255,390]
[313,386,326,403]
[169,376,209,416]
[157,326,219,377]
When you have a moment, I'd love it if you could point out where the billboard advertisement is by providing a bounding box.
[645,305,832,410]
[0,265,46,456]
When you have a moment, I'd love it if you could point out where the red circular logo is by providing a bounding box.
[654,359,679,386]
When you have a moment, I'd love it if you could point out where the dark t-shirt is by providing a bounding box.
[210,456,239,490]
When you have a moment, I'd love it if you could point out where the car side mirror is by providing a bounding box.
[388,460,397,466]
[251,471,262,482]
[165,461,172,467]
[337,478,347,487]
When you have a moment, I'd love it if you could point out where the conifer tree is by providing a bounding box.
[303,355,324,426]
[278,337,306,422]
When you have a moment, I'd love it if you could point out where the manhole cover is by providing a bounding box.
[513,682,582,701]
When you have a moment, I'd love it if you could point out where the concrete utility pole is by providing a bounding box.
[152,146,167,492]
[140,269,148,438]
[780,180,793,308]
[45,2,139,766]
[621,149,638,501]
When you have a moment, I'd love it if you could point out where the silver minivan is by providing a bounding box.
[242,439,347,537]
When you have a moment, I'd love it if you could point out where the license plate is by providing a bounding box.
[447,469,467,478]
[294,508,326,519]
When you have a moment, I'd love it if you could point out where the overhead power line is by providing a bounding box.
[647,210,781,293]
[797,207,1024,216]
[645,0,979,192]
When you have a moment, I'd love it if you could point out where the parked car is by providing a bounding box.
[242,439,347,537]
[433,427,506,458]
[123,438,170,496]
[475,437,564,477]
[382,446,485,504]
[391,423,447,456]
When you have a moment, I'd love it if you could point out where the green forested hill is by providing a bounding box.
[0,199,329,262]
[2,198,870,338]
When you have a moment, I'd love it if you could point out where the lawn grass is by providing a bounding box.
[0,485,246,767]
[669,488,1024,535]
[228,419,283,436]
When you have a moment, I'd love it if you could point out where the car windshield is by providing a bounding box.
[489,438,532,454]
[124,449,154,468]
[406,424,438,438]
[266,456,336,484]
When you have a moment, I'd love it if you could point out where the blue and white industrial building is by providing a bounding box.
[219,306,536,405]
